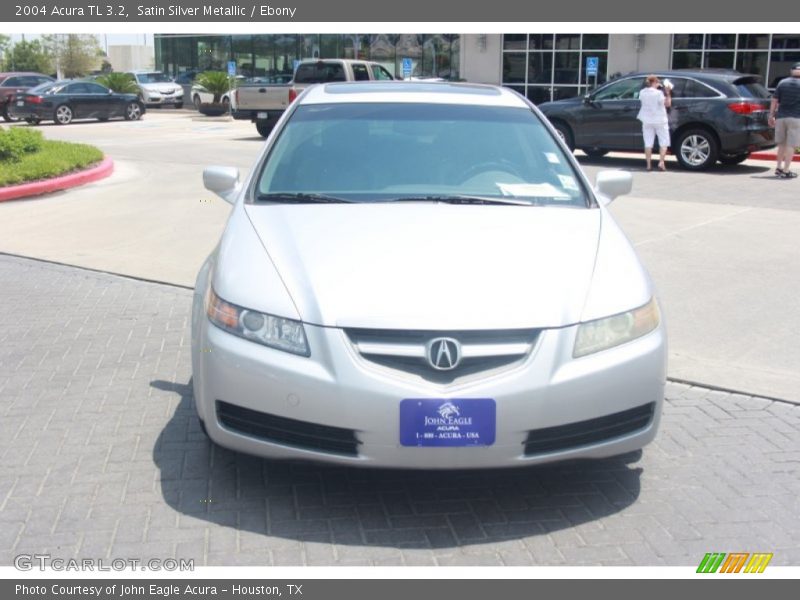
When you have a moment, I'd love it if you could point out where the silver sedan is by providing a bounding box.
[191,81,667,469]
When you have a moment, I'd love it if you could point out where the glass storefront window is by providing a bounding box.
[503,34,527,50]
[705,34,735,50]
[502,53,527,84]
[673,34,704,50]
[736,53,769,80]
[739,34,770,50]
[502,34,609,103]
[703,52,734,69]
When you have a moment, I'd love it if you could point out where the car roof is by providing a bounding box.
[299,81,529,108]
[617,69,760,82]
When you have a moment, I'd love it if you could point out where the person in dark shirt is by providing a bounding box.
[768,62,800,178]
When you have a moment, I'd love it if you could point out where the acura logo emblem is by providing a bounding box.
[426,337,462,371]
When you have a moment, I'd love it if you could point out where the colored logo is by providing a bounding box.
[696,552,773,573]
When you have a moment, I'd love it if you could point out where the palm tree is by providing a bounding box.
[195,71,230,104]
[96,72,138,94]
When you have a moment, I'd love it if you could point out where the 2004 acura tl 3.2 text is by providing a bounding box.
[191,81,667,469]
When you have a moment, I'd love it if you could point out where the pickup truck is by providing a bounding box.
[232,59,397,137]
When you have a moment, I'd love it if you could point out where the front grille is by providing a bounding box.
[216,401,360,456]
[346,328,539,384]
[523,403,655,456]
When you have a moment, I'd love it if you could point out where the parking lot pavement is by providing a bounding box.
[2,255,799,567]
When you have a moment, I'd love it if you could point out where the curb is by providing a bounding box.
[0,157,114,202]
[749,152,800,163]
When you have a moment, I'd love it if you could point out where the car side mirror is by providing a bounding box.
[583,94,593,105]
[594,170,632,205]
[203,166,241,204]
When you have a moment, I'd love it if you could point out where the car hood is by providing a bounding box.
[244,204,601,330]
[539,97,583,111]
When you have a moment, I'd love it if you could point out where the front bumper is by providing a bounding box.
[192,306,667,469]
[142,91,183,105]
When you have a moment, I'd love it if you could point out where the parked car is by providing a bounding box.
[127,70,184,108]
[191,81,666,469]
[233,59,398,137]
[0,72,55,121]
[538,69,775,170]
[9,80,144,125]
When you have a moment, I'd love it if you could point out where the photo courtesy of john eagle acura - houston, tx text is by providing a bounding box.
[191,81,667,469]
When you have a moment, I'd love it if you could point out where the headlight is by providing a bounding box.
[573,297,660,358]
[206,288,309,356]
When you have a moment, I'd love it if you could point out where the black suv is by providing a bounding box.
[538,69,775,170]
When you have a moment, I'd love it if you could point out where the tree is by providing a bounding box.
[2,39,52,74]
[44,34,102,78]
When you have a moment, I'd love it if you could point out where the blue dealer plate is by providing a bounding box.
[400,398,496,447]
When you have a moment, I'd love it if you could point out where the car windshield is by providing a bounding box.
[255,102,589,207]
[136,72,172,83]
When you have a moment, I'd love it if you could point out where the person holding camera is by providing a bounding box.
[637,74,672,171]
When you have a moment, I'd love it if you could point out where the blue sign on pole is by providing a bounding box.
[227,61,236,76]
[402,57,413,78]
[585,56,599,77]
[292,59,301,73]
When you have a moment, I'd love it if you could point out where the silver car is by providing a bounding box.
[192,81,667,469]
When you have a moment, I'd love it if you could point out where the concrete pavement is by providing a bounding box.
[0,112,798,402]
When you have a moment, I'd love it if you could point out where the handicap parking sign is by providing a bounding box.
[402,57,413,78]
[586,56,599,77]
[227,61,236,76]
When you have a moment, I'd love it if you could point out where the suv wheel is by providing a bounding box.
[675,128,718,170]
[552,122,575,152]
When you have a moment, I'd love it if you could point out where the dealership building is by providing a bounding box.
[154,33,800,101]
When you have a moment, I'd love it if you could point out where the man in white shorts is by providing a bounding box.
[768,62,800,179]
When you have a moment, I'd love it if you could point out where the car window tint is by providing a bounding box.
[664,78,687,98]
[352,64,370,81]
[3,77,21,87]
[66,83,90,94]
[85,83,108,94]
[294,63,347,84]
[593,78,646,100]
[257,102,589,207]
[372,66,394,80]
[684,80,719,98]
[734,79,770,99]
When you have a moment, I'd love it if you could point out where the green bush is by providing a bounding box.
[96,72,138,94]
[0,139,103,186]
[195,71,231,104]
[0,127,44,162]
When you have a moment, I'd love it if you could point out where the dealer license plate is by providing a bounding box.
[399,398,496,447]
[17,100,24,106]
[257,112,268,119]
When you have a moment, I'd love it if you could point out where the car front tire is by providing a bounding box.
[193,94,202,109]
[54,104,73,125]
[675,128,719,170]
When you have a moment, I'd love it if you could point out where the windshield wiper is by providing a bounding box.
[255,192,356,204]
[381,195,535,206]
